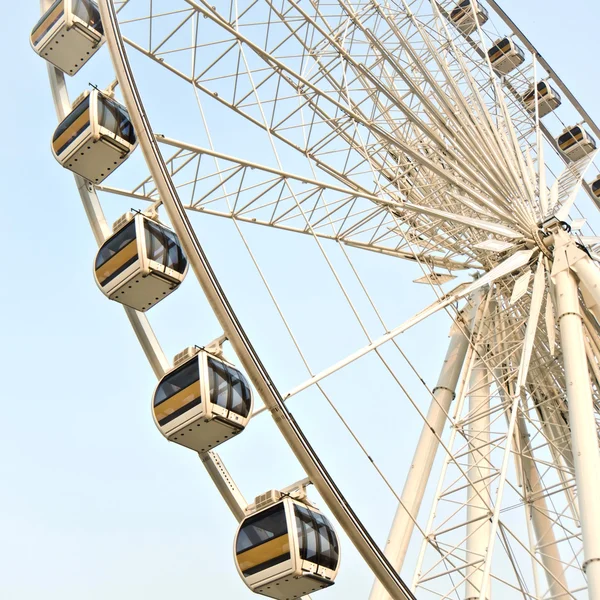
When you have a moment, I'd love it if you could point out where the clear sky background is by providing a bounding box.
[1,1,599,599]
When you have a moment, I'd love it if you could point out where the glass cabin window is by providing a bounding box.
[593,179,600,193]
[207,357,251,418]
[53,95,91,155]
[313,511,339,571]
[295,505,339,572]
[154,358,202,426]
[452,0,483,19]
[558,127,588,149]
[94,219,138,285]
[144,221,187,274]
[237,504,289,554]
[31,0,63,46]
[558,131,573,147]
[72,0,103,34]
[97,96,137,145]
[154,359,200,406]
[236,503,290,576]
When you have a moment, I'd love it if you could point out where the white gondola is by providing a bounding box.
[488,37,525,75]
[557,125,597,162]
[591,175,600,200]
[523,79,562,117]
[449,0,489,35]
[235,493,340,599]
[51,88,137,183]
[30,0,104,76]
[94,212,188,311]
[153,347,253,453]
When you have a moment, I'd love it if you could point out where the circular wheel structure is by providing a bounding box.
[35,0,600,599]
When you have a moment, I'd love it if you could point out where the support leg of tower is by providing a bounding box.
[553,235,600,599]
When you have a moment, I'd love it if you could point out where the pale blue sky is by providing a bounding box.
[1,2,599,599]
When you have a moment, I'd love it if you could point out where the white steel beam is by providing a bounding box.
[465,355,492,600]
[552,230,600,600]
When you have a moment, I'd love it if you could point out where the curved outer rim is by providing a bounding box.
[40,0,248,526]
[40,0,600,597]
[96,0,417,598]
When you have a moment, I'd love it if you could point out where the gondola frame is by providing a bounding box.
[234,497,340,599]
[557,126,597,162]
[488,38,525,75]
[152,349,252,453]
[30,0,104,76]
[449,0,489,35]
[51,88,138,183]
[523,79,562,118]
[93,213,188,311]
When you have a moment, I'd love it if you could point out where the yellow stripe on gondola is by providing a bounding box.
[154,380,202,423]
[560,133,584,151]
[32,3,64,46]
[52,110,91,155]
[95,239,138,285]
[237,534,291,574]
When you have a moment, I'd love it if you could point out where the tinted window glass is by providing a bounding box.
[236,504,288,554]
[144,220,187,274]
[313,511,339,571]
[229,366,250,416]
[295,505,339,572]
[72,0,103,33]
[95,220,137,269]
[97,96,137,145]
[296,505,318,563]
[53,95,90,147]
[207,357,251,417]
[209,358,230,410]
[154,358,200,406]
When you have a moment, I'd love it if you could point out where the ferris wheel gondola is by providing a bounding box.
[557,125,597,161]
[51,88,137,183]
[235,493,340,599]
[449,0,489,35]
[487,37,525,75]
[522,79,562,117]
[30,0,104,75]
[94,212,188,311]
[153,347,253,453]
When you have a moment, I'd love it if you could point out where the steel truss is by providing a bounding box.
[39,0,600,599]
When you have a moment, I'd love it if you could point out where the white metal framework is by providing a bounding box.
[36,0,600,599]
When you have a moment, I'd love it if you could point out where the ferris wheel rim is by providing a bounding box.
[36,0,600,598]
[94,0,420,597]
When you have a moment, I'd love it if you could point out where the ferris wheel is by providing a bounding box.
[31,0,600,599]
